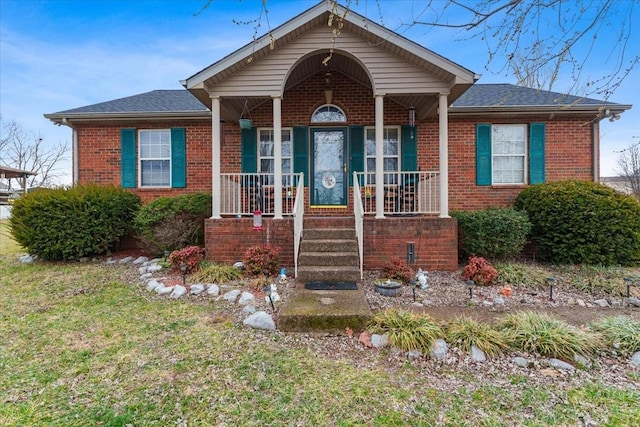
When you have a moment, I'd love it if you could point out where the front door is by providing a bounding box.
[311,128,347,206]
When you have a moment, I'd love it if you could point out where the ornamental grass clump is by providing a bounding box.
[445,317,508,357]
[499,311,601,360]
[591,315,640,355]
[369,309,442,352]
[190,262,243,283]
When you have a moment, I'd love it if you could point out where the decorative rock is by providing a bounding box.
[567,298,576,306]
[371,334,389,349]
[630,351,640,368]
[549,358,575,372]
[627,297,640,308]
[421,299,434,306]
[223,289,242,302]
[243,311,276,331]
[156,286,174,295]
[482,301,494,307]
[207,284,220,296]
[146,279,162,292]
[147,264,163,273]
[140,272,153,281]
[430,339,448,361]
[138,266,148,275]
[190,284,205,295]
[573,354,591,368]
[512,356,532,368]
[576,299,586,307]
[79,257,89,263]
[611,300,622,308]
[106,258,116,265]
[407,349,422,360]
[238,291,255,305]
[19,255,34,263]
[233,261,244,270]
[593,299,610,307]
[170,285,187,299]
[586,303,594,308]
[132,256,149,265]
[243,305,256,314]
[411,302,424,307]
[493,297,505,305]
[471,345,486,362]
[118,256,134,264]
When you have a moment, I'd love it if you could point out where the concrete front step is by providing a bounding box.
[298,251,358,267]
[304,228,355,240]
[297,265,361,283]
[300,239,358,253]
[276,284,372,333]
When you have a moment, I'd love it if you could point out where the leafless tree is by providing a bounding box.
[615,140,640,199]
[0,119,69,188]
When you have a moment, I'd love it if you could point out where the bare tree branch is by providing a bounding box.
[615,140,640,200]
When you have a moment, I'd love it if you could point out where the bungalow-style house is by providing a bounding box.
[45,1,631,275]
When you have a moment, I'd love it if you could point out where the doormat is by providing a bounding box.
[304,281,358,291]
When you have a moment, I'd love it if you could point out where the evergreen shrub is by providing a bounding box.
[514,181,640,266]
[9,184,140,260]
[134,193,211,254]
[452,207,530,259]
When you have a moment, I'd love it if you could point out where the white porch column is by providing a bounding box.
[272,95,283,219]
[438,93,449,218]
[375,93,385,218]
[211,96,222,219]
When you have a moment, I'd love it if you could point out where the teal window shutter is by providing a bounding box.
[241,127,257,173]
[349,125,364,185]
[401,125,417,171]
[476,124,492,186]
[171,128,186,188]
[529,123,546,184]
[293,126,308,186]
[121,128,136,188]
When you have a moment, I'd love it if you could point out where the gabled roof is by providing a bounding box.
[44,90,210,124]
[451,84,631,116]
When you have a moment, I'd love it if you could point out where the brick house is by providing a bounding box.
[45,1,631,274]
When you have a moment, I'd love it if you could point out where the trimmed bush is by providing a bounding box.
[134,193,211,254]
[452,208,531,259]
[9,184,140,260]
[168,245,205,274]
[380,257,413,284]
[461,256,498,286]
[514,181,640,266]
[243,244,280,276]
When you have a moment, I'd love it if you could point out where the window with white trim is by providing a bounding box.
[258,128,292,185]
[139,129,171,187]
[365,126,400,184]
[311,105,346,123]
[492,124,527,184]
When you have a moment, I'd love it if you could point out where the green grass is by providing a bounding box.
[499,311,602,359]
[0,219,24,256]
[1,257,639,425]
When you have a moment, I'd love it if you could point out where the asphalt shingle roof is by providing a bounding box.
[55,90,209,114]
[451,83,614,108]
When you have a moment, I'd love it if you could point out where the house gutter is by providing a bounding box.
[449,104,632,116]
[44,111,211,125]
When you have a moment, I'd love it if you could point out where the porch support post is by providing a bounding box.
[273,95,283,219]
[211,95,222,219]
[375,93,385,219]
[438,92,449,218]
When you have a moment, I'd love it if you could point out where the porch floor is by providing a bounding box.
[276,282,371,333]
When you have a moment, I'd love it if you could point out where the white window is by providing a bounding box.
[258,128,292,185]
[139,129,171,187]
[365,127,400,184]
[311,105,347,123]
[492,124,527,184]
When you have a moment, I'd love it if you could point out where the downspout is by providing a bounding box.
[592,120,600,182]
[62,118,79,185]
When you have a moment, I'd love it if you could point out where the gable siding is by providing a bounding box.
[212,26,450,96]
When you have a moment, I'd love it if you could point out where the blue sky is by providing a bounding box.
[1,0,638,183]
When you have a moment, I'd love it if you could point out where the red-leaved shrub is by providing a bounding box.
[168,245,205,274]
[461,256,498,286]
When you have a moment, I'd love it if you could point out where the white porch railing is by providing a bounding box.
[220,173,300,216]
[353,171,440,215]
[293,173,305,278]
[353,172,364,280]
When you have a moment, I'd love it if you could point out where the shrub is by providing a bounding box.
[190,262,243,283]
[514,180,640,266]
[168,246,205,273]
[591,316,640,354]
[461,256,498,286]
[9,184,140,260]
[243,244,280,276]
[445,317,508,357]
[134,193,211,254]
[380,257,413,284]
[499,311,601,359]
[369,309,442,353]
[452,208,531,259]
